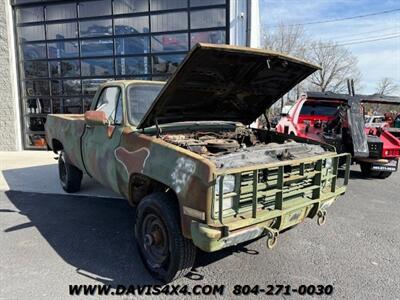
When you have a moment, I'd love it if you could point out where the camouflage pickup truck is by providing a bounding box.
[45,43,350,282]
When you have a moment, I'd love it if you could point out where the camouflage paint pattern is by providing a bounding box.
[45,114,86,170]
[45,79,350,246]
[45,43,350,251]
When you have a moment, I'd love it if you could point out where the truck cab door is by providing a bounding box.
[82,85,124,193]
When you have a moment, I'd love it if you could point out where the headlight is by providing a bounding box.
[215,197,234,212]
[325,158,333,169]
[323,158,333,190]
[215,175,235,196]
[214,175,236,215]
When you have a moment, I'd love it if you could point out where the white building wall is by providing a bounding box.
[229,0,261,48]
[249,0,261,48]
[0,0,20,151]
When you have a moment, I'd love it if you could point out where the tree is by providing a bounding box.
[263,25,362,114]
[263,24,308,111]
[375,77,399,95]
[263,23,307,58]
[306,40,361,93]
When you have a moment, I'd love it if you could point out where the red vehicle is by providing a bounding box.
[387,115,400,142]
[277,92,400,178]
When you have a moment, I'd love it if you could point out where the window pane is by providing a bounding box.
[27,116,46,132]
[13,0,36,4]
[96,86,120,122]
[82,78,109,95]
[81,58,114,76]
[151,75,168,81]
[80,38,113,57]
[63,97,83,113]
[115,94,123,124]
[25,98,51,114]
[83,96,94,111]
[115,36,149,55]
[128,84,163,125]
[116,56,148,75]
[190,0,225,7]
[23,80,50,96]
[49,60,80,78]
[79,0,111,18]
[46,22,78,40]
[299,102,339,116]
[12,0,36,4]
[51,98,62,113]
[80,19,112,37]
[21,43,46,60]
[26,133,46,148]
[18,25,45,42]
[51,79,81,96]
[113,0,148,14]
[150,0,186,11]
[152,54,184,74]
[190,8,225,29]
[16,7,44,23]
[48,40,79,58]
[46,3,77,20]
[150,12,187,32]
[152,33,187,52]
[114,16,149,34]
[22,61,48,78]
[190,30,225,47]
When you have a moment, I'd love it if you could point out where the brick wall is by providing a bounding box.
[0,0,18,151]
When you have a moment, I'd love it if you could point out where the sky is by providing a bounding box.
[260,0,400,94]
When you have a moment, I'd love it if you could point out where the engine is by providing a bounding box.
[161,128,326,169]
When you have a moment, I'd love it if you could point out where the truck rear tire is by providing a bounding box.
[58,151,83,193]
[135,193,196,283]
[378,171,392,179]
[359,162,381,178]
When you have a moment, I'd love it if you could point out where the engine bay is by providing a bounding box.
[161,127,327,169]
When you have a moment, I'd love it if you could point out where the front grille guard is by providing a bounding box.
[213,153,351,223]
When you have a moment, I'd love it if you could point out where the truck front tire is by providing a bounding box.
[58,151,83,193]
[378,171,392,179]
[135,193,196,283]
[359,162,381,178]
[360,162,392,179]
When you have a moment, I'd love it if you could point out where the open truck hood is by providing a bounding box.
[137,43,320,129]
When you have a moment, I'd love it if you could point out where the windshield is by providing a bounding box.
[128,83,164,125]
[300,101,339,116]
[372,117,385,123]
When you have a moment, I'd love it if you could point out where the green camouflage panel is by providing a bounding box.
[45,114,86,170]
[115,128,215,237]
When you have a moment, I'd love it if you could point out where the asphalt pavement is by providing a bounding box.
[0,166,399,299]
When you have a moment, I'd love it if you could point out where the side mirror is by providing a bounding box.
[84,111,108,126]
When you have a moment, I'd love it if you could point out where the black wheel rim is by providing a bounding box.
[141,212,169,272]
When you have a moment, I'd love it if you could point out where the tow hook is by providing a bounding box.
[265,228,279,249]
[317,210,327,226]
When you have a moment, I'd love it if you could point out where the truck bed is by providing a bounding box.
[45,114,86,171]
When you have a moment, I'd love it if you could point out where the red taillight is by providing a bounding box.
[384,149,400,157]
